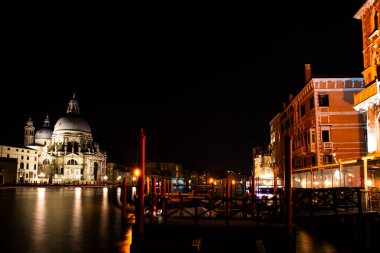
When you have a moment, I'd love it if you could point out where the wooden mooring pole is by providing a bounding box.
[285,135,295,251]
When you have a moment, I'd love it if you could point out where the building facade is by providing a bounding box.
[270,64,366,175]
[0,145,39,183]
[0,94,107,184]
[0,157,20,184]
[354,0,380,157]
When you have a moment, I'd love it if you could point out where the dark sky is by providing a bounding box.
[1,1,364,174]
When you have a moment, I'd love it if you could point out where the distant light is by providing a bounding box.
[134,168,140,177]
[366,179,373,187]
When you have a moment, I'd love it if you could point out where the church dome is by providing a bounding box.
[35,115,53,140]
[53,94,91,133]
[35,128,53,140]
[54,115,91,133]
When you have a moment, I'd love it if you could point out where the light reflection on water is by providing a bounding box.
[0,187,132,253]
[295,218,364,253]
[32,188,46,252]
[297,227,342,253]
[1,188,370,253]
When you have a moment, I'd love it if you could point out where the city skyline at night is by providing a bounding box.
[1,1,364,173]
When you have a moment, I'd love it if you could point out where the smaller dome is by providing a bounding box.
[35,128,53,140]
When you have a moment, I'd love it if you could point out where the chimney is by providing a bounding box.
[305,64,312,83]
[282,102,287,109]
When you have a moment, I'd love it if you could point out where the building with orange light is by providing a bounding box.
[354,0,380,158]
[269,65,366,177]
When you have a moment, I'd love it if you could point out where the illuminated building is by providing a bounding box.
[269,65,366,179]
[0,147,38,184]
[354,0,380,157]
[1,94,107,184]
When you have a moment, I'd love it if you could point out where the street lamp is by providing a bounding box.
[19,169,24,184]
[209,178,214,198]
[134,168,141,178]
[232,180,236,198]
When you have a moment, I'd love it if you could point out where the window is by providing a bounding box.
[20,163,24,169]
[310,97,314,110]
[67,159,78,165]
[322,130,330,142]
[319,94,329,107]
[43,159,49,165]
[300,103,305,117]
[375,11,378,31]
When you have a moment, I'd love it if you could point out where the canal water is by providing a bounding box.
[0,187,377,253]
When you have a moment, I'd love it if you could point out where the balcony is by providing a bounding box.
[354,81,380,111]
[324,142,333,150]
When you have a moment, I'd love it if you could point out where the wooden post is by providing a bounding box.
[136,129,146,239]
[152,176,157,216]
[284,136,293,243]
[273,166,278,214]
[162,178,167,223]
[122,178,127,220]
[225,179,230,225]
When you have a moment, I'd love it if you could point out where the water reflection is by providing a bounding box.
[120,224,133,253]
[32,188,46,252]
[99,187,108,238]
[72,187,82,249]
[1,187,367,253]
[0,187,131,253]
[297,228,342,253]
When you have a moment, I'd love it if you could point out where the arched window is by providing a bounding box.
[43,159,49,165]
[20,162,24,169]
[67,159,78,165]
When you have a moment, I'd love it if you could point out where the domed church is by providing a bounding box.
[25,94,107,184]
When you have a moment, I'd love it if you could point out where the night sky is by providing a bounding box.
[1,1,364,174]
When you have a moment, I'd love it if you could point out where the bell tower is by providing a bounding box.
[24,117,35,146]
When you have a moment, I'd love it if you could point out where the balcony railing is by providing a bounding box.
[354,81,379,106]
[324,142,333,150]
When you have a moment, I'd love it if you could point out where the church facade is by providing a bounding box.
[1,94,107,184]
